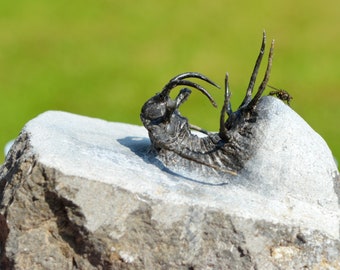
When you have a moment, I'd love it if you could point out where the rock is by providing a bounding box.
[0,97,339,269]
[3,140,14,157]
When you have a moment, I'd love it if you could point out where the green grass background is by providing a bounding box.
[1,0,339,165]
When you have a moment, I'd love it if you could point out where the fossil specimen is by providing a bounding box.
[140,32,275,176]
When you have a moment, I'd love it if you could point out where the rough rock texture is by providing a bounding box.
[0,97,339,269]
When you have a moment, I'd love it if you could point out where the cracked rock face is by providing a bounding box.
[0,97,340,269]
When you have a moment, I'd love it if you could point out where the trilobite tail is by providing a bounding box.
[219,73,232,141]
[239,31,275,111]
[218,31,275,141]
[247,38,275,110]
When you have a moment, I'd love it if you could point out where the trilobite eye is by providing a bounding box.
[143,102,167,120]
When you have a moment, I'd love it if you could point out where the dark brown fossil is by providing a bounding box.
[140,32,275,176]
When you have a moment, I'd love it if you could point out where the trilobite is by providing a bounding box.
[140,32,275,178]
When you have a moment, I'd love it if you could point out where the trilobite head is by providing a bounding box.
[140,73,218,127]
[140,93,172,123]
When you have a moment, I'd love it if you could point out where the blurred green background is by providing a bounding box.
[1,0,339,164]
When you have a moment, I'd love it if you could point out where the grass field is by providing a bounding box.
[1,0,339,165]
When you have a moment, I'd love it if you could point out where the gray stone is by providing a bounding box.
[0,96,339,269]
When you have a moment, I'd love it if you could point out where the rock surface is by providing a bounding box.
[0,96,339,269]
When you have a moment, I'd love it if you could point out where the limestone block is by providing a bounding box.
[0,97,339,269]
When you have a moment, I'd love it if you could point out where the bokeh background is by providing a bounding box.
[1,0,339,165]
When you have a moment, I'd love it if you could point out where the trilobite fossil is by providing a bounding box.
[140,32,275,178]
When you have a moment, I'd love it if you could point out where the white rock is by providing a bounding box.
[0,96,339,269]
[24,97,339,238]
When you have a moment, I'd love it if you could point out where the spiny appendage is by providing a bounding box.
[219,31,275,142]
[161,72,220,107]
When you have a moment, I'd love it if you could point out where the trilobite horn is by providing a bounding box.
[161,72,219,108]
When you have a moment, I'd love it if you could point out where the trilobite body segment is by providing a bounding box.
[140,32,275,176]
